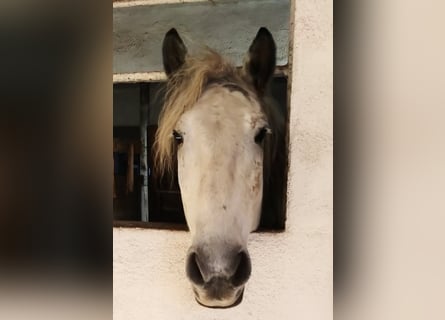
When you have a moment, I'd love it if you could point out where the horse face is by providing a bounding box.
[161,27,276,308]
[176,86,267,307]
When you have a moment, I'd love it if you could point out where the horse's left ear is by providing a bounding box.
[162,28,188,76]
[243,27,276,96]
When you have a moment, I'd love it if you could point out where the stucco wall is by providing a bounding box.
[113,0,333,318]
[113,0,290,74]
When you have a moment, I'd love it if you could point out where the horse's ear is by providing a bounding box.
[243,27,276,95]
[162,28,188,76]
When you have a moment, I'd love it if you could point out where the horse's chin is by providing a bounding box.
[193,286,244,308]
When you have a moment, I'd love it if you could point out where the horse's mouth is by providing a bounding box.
[193,287,244,308]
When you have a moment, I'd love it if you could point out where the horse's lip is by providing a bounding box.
[194,288,244,309]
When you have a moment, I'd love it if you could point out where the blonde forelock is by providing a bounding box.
[153,50,242,175]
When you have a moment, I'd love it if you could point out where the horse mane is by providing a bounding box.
[154,49,252,175]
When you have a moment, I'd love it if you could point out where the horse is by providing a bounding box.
[154,27,285,308]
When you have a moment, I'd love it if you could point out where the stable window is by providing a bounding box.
[113,0,291,231]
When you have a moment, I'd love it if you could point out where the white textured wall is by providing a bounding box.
[113,0,333,318]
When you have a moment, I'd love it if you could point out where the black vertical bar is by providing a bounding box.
[140,83,150,221]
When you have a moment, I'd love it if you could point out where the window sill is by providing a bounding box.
[113,220,285,233]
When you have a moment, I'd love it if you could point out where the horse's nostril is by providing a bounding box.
[231,250,251,287]
[186,248,251,288]
[186,252,205,285]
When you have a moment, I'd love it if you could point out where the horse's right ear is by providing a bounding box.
[162,28,187,76]
[243,27,276,96]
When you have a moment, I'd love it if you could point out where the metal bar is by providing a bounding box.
[140,83,150,221]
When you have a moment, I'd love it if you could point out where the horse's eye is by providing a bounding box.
[255,127,270,144]
[173,130,183,145]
